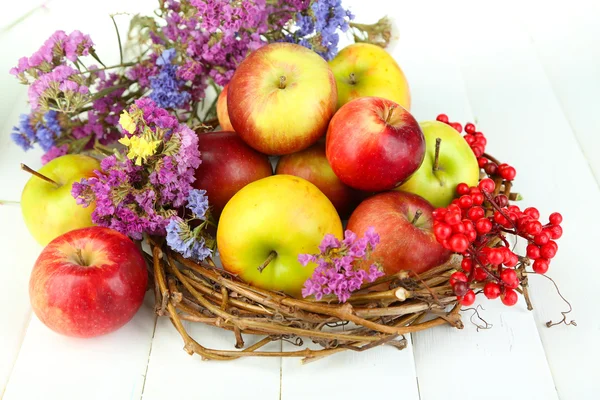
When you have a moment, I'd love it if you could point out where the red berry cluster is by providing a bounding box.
[432,116,563,308]
[436,114,516,181]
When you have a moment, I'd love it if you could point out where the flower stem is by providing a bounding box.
[110,14,124,65]
[257,251,277,273]
[20,163,60,188]
[433,137,442,171]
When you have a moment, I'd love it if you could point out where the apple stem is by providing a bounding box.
[257,251,277,273]
[433,138,442,171]
[278,75,287,89]
[385,105,397,124]
[349,72,356,84]
[20,163,60,187]
[411,210,423,225]
[75,248,87,266]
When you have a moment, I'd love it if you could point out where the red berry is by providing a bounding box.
[499,166,516,181]
[432,208,447,221]
[540,242,557,259]
[524,207,540,220]
[508,205,521,213]
[441,239,452,250]
[483,282,501,299]
[434,222,453,240]
[500,269,519,289]
[450,122,463,133]
[475,218,492,234]
[533,258,550,274]
[456,183,470,195]
[436,114,449,123]
[472,145,484,157]
[450,271,468,286]
[493,194,509,208]
[478,178,495,193]
[444,211,461,225]
[505,253,519,267]
[475,136,487,147]
[549,212,563,226]
[460,290,476,306]
[534,233,550,246]
[478,157,488,168]
[549,225,563,239]
[465,123,476,134]
[465,135,475,145]
[474,267,488,281]
[483,163,498,175]
[466,230,477,241]
[526,221,543,235]
[487,248,504,265]
[461,257,473,272]
[494,211,509,226]
[467,206,485,221]
[472,193,484,205]
[453,281,469,297]
[526,243,541,259]
[452,222,466,234]
[449,234,470,253]
[501,288,518,306]
[458,195,473,209]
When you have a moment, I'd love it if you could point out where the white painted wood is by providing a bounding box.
[448,2,600,399]
[281,337,420,400]
[2,294,157,400]
[0,205,41,397]
[141,317,282,400]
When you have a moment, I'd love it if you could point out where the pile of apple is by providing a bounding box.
[20,42,481,338]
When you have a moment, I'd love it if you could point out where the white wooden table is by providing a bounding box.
[1,1,599,399]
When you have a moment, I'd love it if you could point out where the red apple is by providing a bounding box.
[29,227,148,338]
[194,131,273,217]
[227,42,337,155]
[347,191,451,275]
[275,144,359,218]
[216,84,234,131]
[326,97,425,192]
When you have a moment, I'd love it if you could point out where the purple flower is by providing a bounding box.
[65,31,93,62]
[186,189,209,219]
[299,227,383,303]
[149,63,191,109]
[166,217,212,261]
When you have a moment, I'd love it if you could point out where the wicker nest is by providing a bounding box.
[148,155,530,363]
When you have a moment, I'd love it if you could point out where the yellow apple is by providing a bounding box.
[21,154,100,245]
[397,121,479,208]
[217,175,343,296]
[329,43,411,110]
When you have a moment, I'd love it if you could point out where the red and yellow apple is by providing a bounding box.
[275,143,359,218]
[326,97,425,192]
[397,121,480,208]
[329,43,410,110]
[217,175,343,296]
[347,191,451,275]
[227,43,337,155]
[21,154,100,245]
[216,84,234,131]
[29,227,148,338]
[194,131,273,217]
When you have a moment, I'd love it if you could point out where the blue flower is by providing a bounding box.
[156,48,176,66]
[186,189,209,219]
[166,217,212,261]
[11,114,37,151]
[35,125,55,151]
[44,110,62,136]
[149,64,191,109]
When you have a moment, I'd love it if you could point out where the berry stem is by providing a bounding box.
[20,163,60,188]
[433,138,442,171]
[411,210,423,225]
[257,251,277,273]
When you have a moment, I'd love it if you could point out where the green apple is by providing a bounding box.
[217,175,343,297]
[397,121,479,208]
[21,154,100,245]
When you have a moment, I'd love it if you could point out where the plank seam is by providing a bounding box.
[409,334,422,400]
[139,314,159,400]
[1,311,32,400]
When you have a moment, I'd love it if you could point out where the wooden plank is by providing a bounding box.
[3,294,157,400]
[387,1,561,399]
[0,205,41,397]
[450,2,600,399]
[141,317,282,400]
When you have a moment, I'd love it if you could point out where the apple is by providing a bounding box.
[347,191,451,275]
[217,175,343,296]
[397,121,480,208]
[227,42,337,155]
[194,131,273,218]
[329,43,410,110]
[29,226,148,338]
[275,143,359,218]
[21,154,100,245]
[216,84,234,131]
[326,97,425,192]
